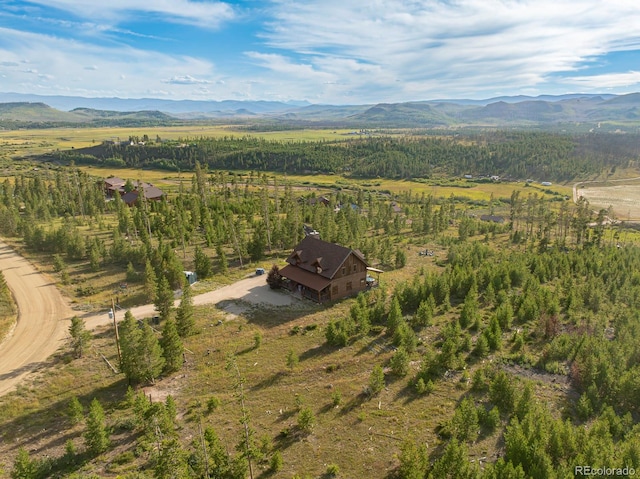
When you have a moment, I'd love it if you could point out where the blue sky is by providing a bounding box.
[1,0,639,104]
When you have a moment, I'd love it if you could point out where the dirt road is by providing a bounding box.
[83,273,296,330]
[0,240,296,395]
[0,240,75,396]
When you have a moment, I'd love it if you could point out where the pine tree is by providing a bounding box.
[386,297,403,336]
[119,310,143,384]
[247,223,266,262]
[390,347,410,376]
[175,283,195,337]
[140,322,165,383]
[143,259,157,302]
[161,318,184,374]
[67,396,84,425]
[125,261,138,283]
[155,438,190,479]
[194,245,212,279]
[459,286,479,329]
[398,439,429,479]
[368,365,385,396]
[216,243,228,274]
[414,298,433,328]
[84,398,110,455]
[11,447,38,479]
[155,276,174,321]
[68,315,91,358]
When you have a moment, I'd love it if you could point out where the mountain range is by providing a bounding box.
[1,92,639,129]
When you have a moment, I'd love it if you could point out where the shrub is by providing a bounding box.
[270,451,283,472]
[206,396,221,413]
[326,463,340,477]
[286,349,299,370]
[297,407,315,433]
[415,378,434,395]
[253,331,262,349]
[266,264,282,289]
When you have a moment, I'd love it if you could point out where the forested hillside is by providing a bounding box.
[50,131,640,182]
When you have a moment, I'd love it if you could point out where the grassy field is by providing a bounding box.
[0,126,358,159]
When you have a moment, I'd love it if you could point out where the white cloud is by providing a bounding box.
[0,26,224,99]
[252,0,640,101]
[23,0,236,29]
[566,71,640,88]
[163,75,212,85]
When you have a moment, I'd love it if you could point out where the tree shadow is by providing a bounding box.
[251,371,286,391]
[355,336,393,357]
[244,305,320,329]
[318,402,337,415]
[338,391,370,417]
[299,344,334,362]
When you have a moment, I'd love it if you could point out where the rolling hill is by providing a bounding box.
[2,92,640,129]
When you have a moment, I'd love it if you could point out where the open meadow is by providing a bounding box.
[0,126,358,159]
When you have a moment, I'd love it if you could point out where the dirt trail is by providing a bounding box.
[0,240,75,396]
[0,240,296,396]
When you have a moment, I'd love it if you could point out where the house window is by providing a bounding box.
[353,264,357,273]
[342,267,346,276]
[332,285,339,296]
[346,281,352,292]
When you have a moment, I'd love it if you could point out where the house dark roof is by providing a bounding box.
[280,264,332,291]
[121,190,139,205]
[121,186,165,205]
[286,236,367,280]
[480,214,505,223]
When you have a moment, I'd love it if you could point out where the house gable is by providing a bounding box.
[285,236,366,280]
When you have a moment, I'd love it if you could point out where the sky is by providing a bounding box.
[1,0,639,104]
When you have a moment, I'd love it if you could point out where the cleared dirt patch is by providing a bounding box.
[577,179,640,221]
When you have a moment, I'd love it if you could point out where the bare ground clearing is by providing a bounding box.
[577,182,640,221]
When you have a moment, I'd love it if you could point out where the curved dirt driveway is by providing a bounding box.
[0,240,75,396]
[0,239,296,396]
